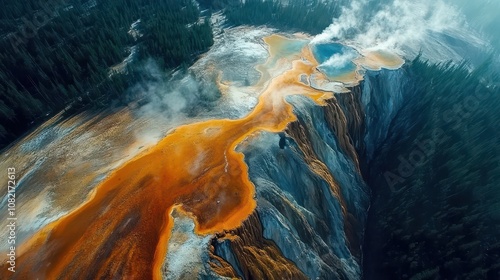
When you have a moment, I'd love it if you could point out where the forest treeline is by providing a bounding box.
[0,0,213,148]
[201,0,343,35]
[364,57,500,278]
[0,0,345,149]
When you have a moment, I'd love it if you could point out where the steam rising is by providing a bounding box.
[321,49,358,69]
[129,59,220,123]
[313,0,462,50]
[312,0,487,63]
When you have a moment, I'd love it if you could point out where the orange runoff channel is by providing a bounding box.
[3,35,331,279]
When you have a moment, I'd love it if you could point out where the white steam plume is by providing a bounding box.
[129,59,220,123]
[321,49,358,69]
[311,0,483,61]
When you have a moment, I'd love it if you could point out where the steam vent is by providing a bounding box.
[1,0,499,279]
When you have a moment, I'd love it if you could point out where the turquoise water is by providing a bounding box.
[312,43,358,78]
[268,38,308,67]
[312,43,346,63]
[280,39,308,57]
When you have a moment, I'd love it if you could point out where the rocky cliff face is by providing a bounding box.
[209,211,308,280]
[209,74,395,278]
[208,66,418,280]
[359,69,410,164]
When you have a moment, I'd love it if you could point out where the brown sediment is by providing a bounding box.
[334,86,365,153]
[323,96,361,172]
[285,116,362,260]
[210,211,308,280]
[208,245,240,279]
[1,36,331,280]
[285,121,348,215]
[0,106,174,258]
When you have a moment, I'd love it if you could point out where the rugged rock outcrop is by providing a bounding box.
[359,69,409,163]
[210,211,307,280]
[334,86,365,156]
[209,66,416,279]
[211,92,371,279]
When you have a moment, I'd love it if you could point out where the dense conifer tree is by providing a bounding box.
[0,0,214,148]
